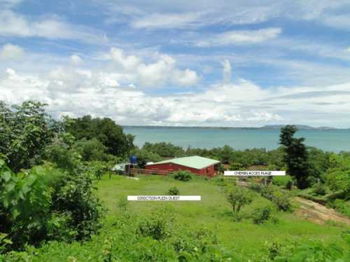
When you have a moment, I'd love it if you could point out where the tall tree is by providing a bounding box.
[65,115,134,158]
[279,125,310,189]
[0,101,57,171]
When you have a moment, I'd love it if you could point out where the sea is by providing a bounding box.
[123,126,350,153]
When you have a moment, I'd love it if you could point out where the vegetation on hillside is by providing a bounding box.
[1,100,350,261]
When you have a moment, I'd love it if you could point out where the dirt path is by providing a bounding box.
[236,181,350,226]
[294,197,350,226]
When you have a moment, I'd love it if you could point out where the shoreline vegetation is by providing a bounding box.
[1,101,350,261]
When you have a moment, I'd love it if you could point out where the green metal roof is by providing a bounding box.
[152,156,220,170]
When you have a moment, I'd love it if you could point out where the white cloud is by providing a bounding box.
[172,69,199,86]
[221,59,231,83]
[0,43,24,59]
[106,48,199,87]
[2,62,350,127]
[0,10,105,43]
[70,55,83,65]
[99,0,350,32]
[196,28,282,46]
[131,12,202,29]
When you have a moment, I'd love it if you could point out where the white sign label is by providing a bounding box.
[224,170,286,176]
[127,195,201,201]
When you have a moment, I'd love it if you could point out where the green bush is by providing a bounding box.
[167,186,180,195]
[312,182,327,196]
[251,206,272,224]
[265,241,350,262]
[332,199,350,217]
[226,187,253,221]
[251,185,292,212]
[137,209,174,240]
[117,197,128,212]
[272,175,293,189]
[0,160,104,251]
[270,190,292,212]
[1,214,229,262]
[172,170,193,182]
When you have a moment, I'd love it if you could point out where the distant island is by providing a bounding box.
[123,124,342,130]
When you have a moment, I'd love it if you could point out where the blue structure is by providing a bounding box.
[129,155,137,165]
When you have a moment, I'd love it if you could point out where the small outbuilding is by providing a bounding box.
[145,155,220,177]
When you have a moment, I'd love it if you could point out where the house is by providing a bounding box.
[145,155,220,177]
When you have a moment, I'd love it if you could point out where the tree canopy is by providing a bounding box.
[65,115,134,158]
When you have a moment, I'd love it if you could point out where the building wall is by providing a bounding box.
[145,162,217,177]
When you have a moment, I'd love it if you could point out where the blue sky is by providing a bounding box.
[1,0,350,127]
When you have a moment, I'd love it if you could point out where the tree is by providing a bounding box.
[65,116,134,158]
[73,138,109,162]
[130,148,162,168]
[226,187,253,220]
[0,101,57,172]
[0,159,104,251]
[279,125,310,189]
[142,142,184,158]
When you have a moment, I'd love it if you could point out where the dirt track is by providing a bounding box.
[294,197,350,226]
[236,181,350,226]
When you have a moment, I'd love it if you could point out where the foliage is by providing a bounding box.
[251,206,273,224]
[325,169,350,197]
[167,186,180,195]
[272,175,293,189]
[250,184,292,212]
[137,208,174,240]
[226,187,253,220]
[45,136,81,172]
[172,170,193,182]
[1,213,228,262]
[331,199,350,218]
[130,148,162,168]
[73,138,112,162]
[117,197,128,212]
[142,142,185,158]
[0,160,103,251]
[312,182,327,196]
[65,115,134,157]
[0,101,57,172]
[265,240,350,262]
[280,125,310,189]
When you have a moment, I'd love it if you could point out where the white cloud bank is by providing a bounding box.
[1,52,350,127]
[0,10,106,43]
[196,28,282,46]
[105,48,199,87]
[0,43,24,59]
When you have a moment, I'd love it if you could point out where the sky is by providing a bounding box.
[1,0,350,127]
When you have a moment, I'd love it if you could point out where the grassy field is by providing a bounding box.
[96,174,349,258]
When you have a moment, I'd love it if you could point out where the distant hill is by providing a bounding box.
[260,125,337,130]
[123,125,341,130]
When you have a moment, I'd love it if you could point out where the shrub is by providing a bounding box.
[332,199,350,217]
[253,185,292,212]
[172,171,193,182]
[167,187,180,195]
[266,241,349,262]
[270,190,292,212]
[312,182,327,196]
[0,161,104,251]
[251,206,272,224]
[272,175,293,189]
[137,209,174,240]
[117,197,128,212]
[226,187,253,221]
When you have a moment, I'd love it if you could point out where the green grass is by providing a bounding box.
[97,174,349,258]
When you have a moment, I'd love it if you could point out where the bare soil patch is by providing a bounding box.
[295,197,350,226]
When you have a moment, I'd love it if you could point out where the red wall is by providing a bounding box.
[145,162,217,177]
